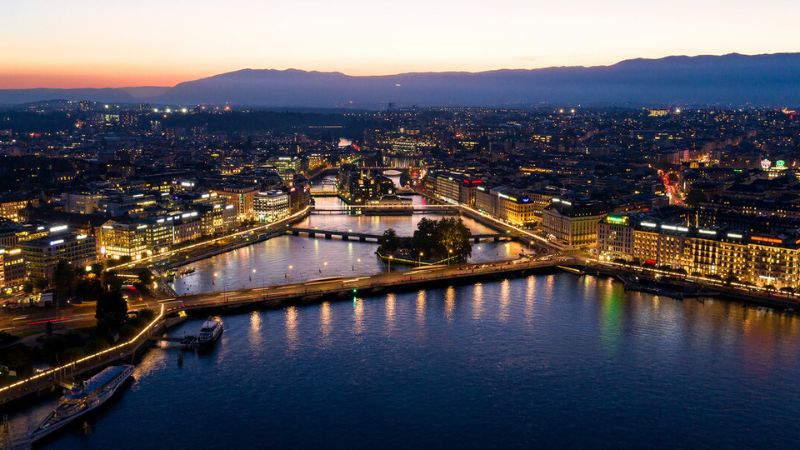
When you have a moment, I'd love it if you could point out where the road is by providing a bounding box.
[168,255,578,313]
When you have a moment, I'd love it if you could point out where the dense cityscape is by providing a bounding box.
[4,0,800,444]
[1,103,799,297]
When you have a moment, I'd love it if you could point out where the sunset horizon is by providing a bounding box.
[4,0,799,89]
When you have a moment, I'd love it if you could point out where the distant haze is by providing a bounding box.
[1,53,799,108]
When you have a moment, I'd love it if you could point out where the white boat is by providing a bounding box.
[197,316,224,347]
[31,364,134,442]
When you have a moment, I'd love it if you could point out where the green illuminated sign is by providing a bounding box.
[606,215,628,225]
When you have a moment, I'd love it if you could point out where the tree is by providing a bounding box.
[412,218,438,253]
[379,228,399,252]
[435,218,472,261]
[95,288,128,329]
[411,217,472,262]
[75,278,104,302]
[137,269,153,286]
[52,260,75,303]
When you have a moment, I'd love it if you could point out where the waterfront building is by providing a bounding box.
[338,166,395,204]
[475,186,538,226]
[597,214,635,259]
[20,233,96,280]
[172,212,203,244]
[99,219,150,260]
[541,200,608,249]
[198,203,237,236]
[601,218,800,289]
[254,190,290,223]
[433,172,483,207]
[209,185,257,221]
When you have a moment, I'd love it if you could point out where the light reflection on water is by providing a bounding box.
[9,272,800,449]
[172,198,526,296]
[11,196,800,448]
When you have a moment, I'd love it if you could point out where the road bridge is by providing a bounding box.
[169,255,580,314]
[284,227,510,243]
[310,204,458,215]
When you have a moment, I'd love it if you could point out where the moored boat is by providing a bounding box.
[31,364,135,442]
[197,316,224,347]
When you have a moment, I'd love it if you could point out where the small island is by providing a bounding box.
[377,217,472,266]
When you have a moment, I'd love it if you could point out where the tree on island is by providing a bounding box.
[380,229,400,252]
[379,217,472,263]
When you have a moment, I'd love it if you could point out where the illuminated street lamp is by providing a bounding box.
[418,251,424,267]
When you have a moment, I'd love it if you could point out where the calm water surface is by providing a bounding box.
[11,197,800,449]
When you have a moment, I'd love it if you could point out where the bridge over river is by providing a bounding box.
[167,255,580,313]
[285,227,514,243]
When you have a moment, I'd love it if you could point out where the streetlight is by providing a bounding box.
[418,251,424,267]
[388,255,393,272]
[448,248,453,265]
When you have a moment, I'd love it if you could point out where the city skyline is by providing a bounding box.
[3,0,799,88]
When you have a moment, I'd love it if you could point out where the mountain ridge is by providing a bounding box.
[2,53,799,107]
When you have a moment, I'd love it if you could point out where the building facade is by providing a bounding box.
[21,233,96,280]
[541,200,608,249]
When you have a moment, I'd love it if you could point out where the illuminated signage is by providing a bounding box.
[641,221,657,228]
[49,225,68,233]
[727,232,743,239]
[49,239,64,246]
[751,236,782,244]
[606,215,628,225]
[698,229,717,236]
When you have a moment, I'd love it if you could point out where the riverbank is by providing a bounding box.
[0,305,178,408]
[579,261,800,311]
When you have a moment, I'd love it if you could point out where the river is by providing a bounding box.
[9,197,800,449]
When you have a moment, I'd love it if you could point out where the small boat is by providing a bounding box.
[178,267,195,276]
[31,365,134,442]
[197,316,224,347]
